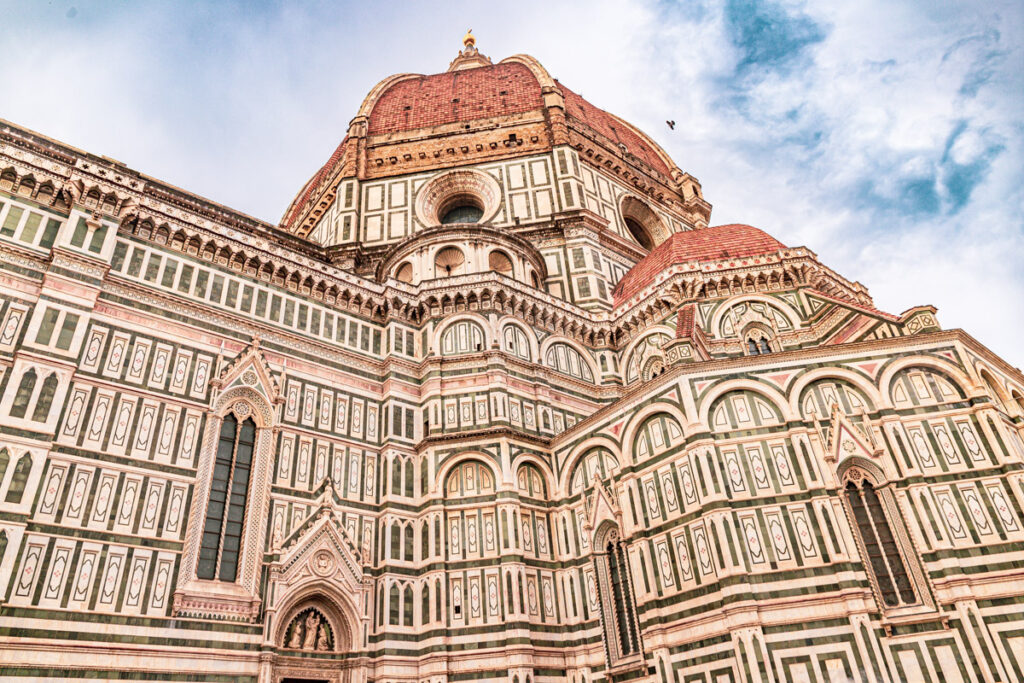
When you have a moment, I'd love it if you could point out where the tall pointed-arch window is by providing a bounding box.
[594,526,641,664]
[844,474,918,608]
[4,454,32,504]
[197,413,256,582]
[10,369,36,419]
[31,373,58,422]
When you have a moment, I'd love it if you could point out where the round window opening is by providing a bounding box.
[625,217,655,251]
[441,202,484,225]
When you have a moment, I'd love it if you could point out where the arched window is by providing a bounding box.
[403,584,414,626]
[5,454,32,504]
[404,522,414,562]
[434,247,466,277]
[620,197,668,251]
[440,320,485,355]
[197,414,256,582]
[441,203,483,225]
[0,448,9,483]
[844,475,918,608]
[395,262,413,284]
[390,523,401,560]
[420,520,430,560]
[391,458,402,495]
[545,343,595,382]
[489,250,514,275]
[421,582,430,624]
[1013,390,1024,415]
[404,459,414,497]
[445,460,495,496]
[594,527,641,663]
[623,332,669,385]
[624,217,654,250]
[744,327,773,356]
[516,463,547,498]
[10,369,37,419]
[31,373,58,422]
[568,447,620,495]
[389,583,400,625]
[503,324,532,361]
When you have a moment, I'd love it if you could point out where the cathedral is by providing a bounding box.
[1,33,1023,683]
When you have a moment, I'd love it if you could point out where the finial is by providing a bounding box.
[463,28,475,49]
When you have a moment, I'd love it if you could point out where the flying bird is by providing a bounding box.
[666,120,676,129]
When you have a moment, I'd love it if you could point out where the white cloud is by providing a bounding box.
[1,0,1021,365]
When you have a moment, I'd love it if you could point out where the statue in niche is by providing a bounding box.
[303,611,319,650]
[316,624,330,651]
[287,620,303,649]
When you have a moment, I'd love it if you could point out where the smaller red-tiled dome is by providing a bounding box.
[613,224,786,304]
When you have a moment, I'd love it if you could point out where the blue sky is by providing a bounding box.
[2,0,1022,366]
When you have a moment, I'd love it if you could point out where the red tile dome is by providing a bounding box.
[613,224,787,304]
[367,63,544,135]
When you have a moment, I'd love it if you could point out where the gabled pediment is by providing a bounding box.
[827,403,879,463]
[273,483,364,594]
[587,474,622,541]
[215,336,281,403]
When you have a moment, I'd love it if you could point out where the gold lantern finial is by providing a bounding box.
[463,29,476,49]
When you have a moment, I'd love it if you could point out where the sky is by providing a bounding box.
[1,0,1022,366]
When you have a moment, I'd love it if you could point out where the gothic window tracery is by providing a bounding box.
[593,526,641,665]
[841,468,928,613]
[197,412,256,582]
[743,326,774,356]
[3,453,31,504]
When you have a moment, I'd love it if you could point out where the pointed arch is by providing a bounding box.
[10,368,37,419]
[31,372,59,422]
[4,454,33,504]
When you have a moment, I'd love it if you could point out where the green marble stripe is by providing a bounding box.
[50,443,198,478]
[45,262,105,286]
[0,605,261,634]
[0,668,254,682]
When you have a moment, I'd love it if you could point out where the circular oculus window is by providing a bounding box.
[415,169,501,227]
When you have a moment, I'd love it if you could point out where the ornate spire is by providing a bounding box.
[448,29,492,71]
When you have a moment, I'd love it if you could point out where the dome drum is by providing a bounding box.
[378,224,546,287]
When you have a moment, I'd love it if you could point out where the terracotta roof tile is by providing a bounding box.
[283,137,349,229]
[613,224,787,304]
[556,81,671,176]
[367,63,543,135]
